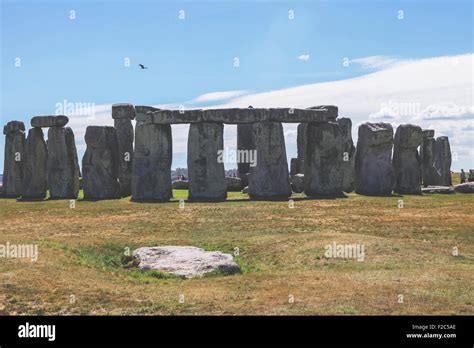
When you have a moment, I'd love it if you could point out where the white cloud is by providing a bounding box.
[191,90,248,103]
[349,55,401,70]
[297,54,310,61]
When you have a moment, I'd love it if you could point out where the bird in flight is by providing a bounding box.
[139,64,149,69]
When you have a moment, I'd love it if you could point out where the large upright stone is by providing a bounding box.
[3,121,25,198]
[47,127,80,199]
[337,118,355,192]
[304,122,344,196]
[297,123,307,173]
[112,104,135,197]
[420,130,441,186]
[392,124,423,195]
[434,136,452,186]
[82,126,121,200]
[187,123,226,201]
[237,123,254,187]
[132,124,172,202]
[248,122,291,200]
[22,128,48,199]
[355,122,394,196]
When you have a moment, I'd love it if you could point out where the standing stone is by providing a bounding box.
[82,126,121,200]
[337,118,355,192]
[355,123,394,196]
[248,122,291,200]
[297,123,307,172]
[434,136,452,186]
[290,158,299,177]
[188,123,226,202]
[47,127,80,199]
[22,128,48,199]
[3,121,25,198]
[304,122,344,196]
[237,123,254,187]
[420,130,441,186]
[112,103,135,197]
[392,124,423,194]
[132,124,172,202]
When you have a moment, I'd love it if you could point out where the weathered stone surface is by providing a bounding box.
[355,122,394,196]
[290,158,299,177]
[135,106,160,125]
[291,173,305,193]
[47,127,80,199]
[248,122,291,200]
[392,124,423,195]
[237,123,254,186]
[82,126,121,200]
[3,121,25,197]
[337,118,355,193]
[421,130,441,186]
[421,186,454,194]
[242,186,249,194]
[22,128,48,199]
[114,117,134,197]
[3,121,25,135]
[31,115,69,128]
[132,124,172,202]
[112,103,136,119]
[150,107,331,124]
[132,246,240,278]
[226,177,242,191]
[307,105,338,119]
[297,123,307,172]
[422,129,435,138]
[304,122,344,196]
[454,182,474,193]
[172,180,189,190]
[187,123,226,201]
[434,136,452,186]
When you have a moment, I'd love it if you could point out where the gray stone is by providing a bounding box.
[149,107,331,124]
[392,124,423,194]
[82,126,121,200]
[187,123,227,201]
[421,186,454,194]
[297,123,307,172]
[237,123,254,186]
[111,103,136,119]
[291,173,305,193]
[114,118,134,197]
[132,246,240,278]
[22,128,48,199]
[453,182,474,193]
[242,186,249,194]
[47,127,80,199]
[290,158,299,177]
[172,180,189,190]
[226,176,243,191]
[31,115,69,128]
[3,121,25,197]
[248,122,291,200]
[421,130,441,186]
[434,137,452,186]
[307,105,338,119]
[135,106,160,125]
[304,122,344,196]
[132,124,172,202]
[337,118,355,193]
[355,122,394,196]
[422,129,435,138]
[3,121,25,135]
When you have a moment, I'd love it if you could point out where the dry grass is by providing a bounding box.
[0,182,472,315]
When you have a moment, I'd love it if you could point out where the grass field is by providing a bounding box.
[0,173,472,315]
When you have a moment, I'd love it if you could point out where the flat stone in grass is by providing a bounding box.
[454,182,474,193]
[132,246,240,278]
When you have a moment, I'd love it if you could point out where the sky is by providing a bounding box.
[1,0,473,172]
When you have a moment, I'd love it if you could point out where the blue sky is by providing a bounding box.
[1,0,473,171]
